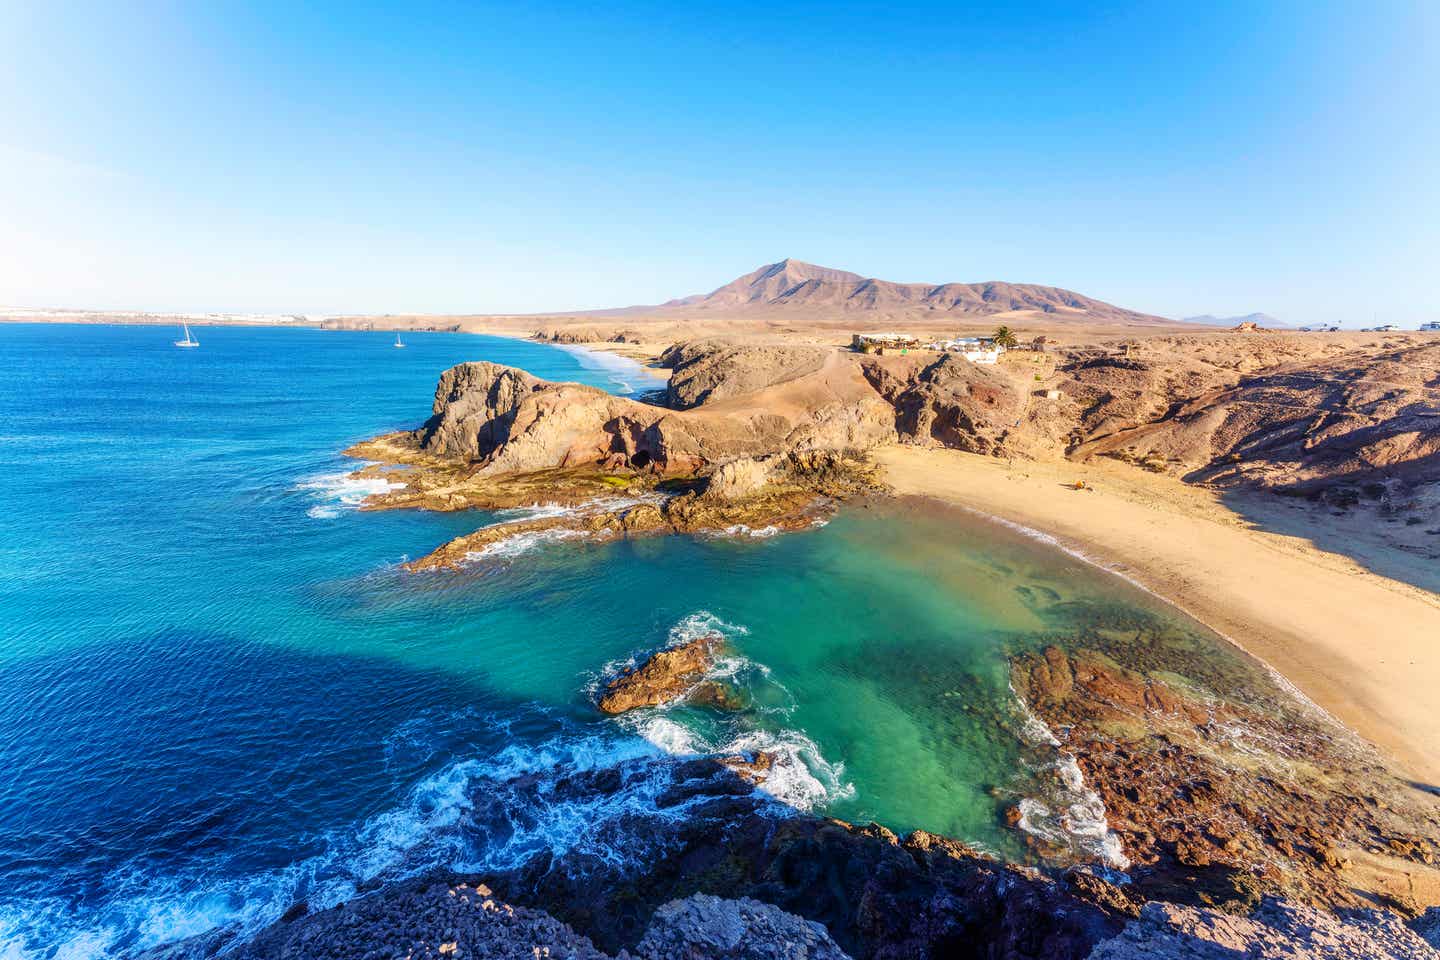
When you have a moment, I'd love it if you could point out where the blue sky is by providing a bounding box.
[1,1,1435,324]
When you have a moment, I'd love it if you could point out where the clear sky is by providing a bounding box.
[1,1,1436,324]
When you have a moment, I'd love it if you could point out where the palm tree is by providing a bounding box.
[992,325,1018,349]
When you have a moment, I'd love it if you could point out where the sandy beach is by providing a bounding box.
[874,445,1440,787]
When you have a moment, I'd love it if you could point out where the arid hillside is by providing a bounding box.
[650,258,1170,325]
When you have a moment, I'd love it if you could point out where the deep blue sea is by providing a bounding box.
[0,323,1236,958]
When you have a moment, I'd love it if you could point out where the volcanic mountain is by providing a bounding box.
[653,259,1168,325]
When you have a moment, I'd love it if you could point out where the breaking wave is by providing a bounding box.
[464,527,594,561]
[0,714,762,960]
[295,465,406,519]
[602,611,853,813]
[1008,687,1131,871]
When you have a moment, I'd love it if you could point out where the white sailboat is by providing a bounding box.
[174,323,199,348]
[393,332,406,348]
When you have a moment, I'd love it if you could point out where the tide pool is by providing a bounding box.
[0,324,1253,957]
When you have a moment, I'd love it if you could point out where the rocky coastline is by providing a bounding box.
[237,335,1440,958]
[194,748,1440,960]
[345,334,1440,575]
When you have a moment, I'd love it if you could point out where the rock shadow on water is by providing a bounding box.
[0,630,674,958]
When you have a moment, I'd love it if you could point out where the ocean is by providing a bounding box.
[0,323,1248,957]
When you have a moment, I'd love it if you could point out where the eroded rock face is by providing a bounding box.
[221,882,857,960]
[1058,338,1440,494]
[597,635,722,714]
[397,357,901,481]
[416,361,548,460]
[860,353,1026,454]
[661,339,829,409]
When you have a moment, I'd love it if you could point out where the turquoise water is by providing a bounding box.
[0,324,1245,957]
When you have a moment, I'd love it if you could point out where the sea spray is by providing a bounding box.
[296,465,407,519]
[601,611,853,813]
[0,716,748,960]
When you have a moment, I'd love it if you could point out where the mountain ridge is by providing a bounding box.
[650,258,1169,325]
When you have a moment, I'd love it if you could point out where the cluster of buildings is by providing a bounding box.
[922,336,1005,364]
[850,332,1023,365]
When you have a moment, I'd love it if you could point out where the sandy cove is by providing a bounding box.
[874,445,1440,787]
[365,327,1440,787]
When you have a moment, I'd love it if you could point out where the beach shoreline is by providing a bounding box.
[873,445,1440,787]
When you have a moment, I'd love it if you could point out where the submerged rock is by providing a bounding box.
[598,635,723,714]
[719,750,776,786]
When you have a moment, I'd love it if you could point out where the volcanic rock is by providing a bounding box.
[1088,898,1440,959]
[635,894,852,960]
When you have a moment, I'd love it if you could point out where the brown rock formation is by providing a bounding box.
[1089,899,1439,960]
[661,338,829,409]
[860,352,1026,454]
[597,635,723,714]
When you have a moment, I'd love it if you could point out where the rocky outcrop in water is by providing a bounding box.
[386,451,880,571]
[597,634,722,714]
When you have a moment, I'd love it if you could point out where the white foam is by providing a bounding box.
[1008,690,1130,870]
[717,523,783,539]
[464,526,593,561]
[492,502,579,521]
[669,610,749,644]
[458,494,670,565]
[550,343,668,396]
[295,465,406,519]
[634,715,703,755]
[1009,680,1061,748]
[722,729,854,812]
